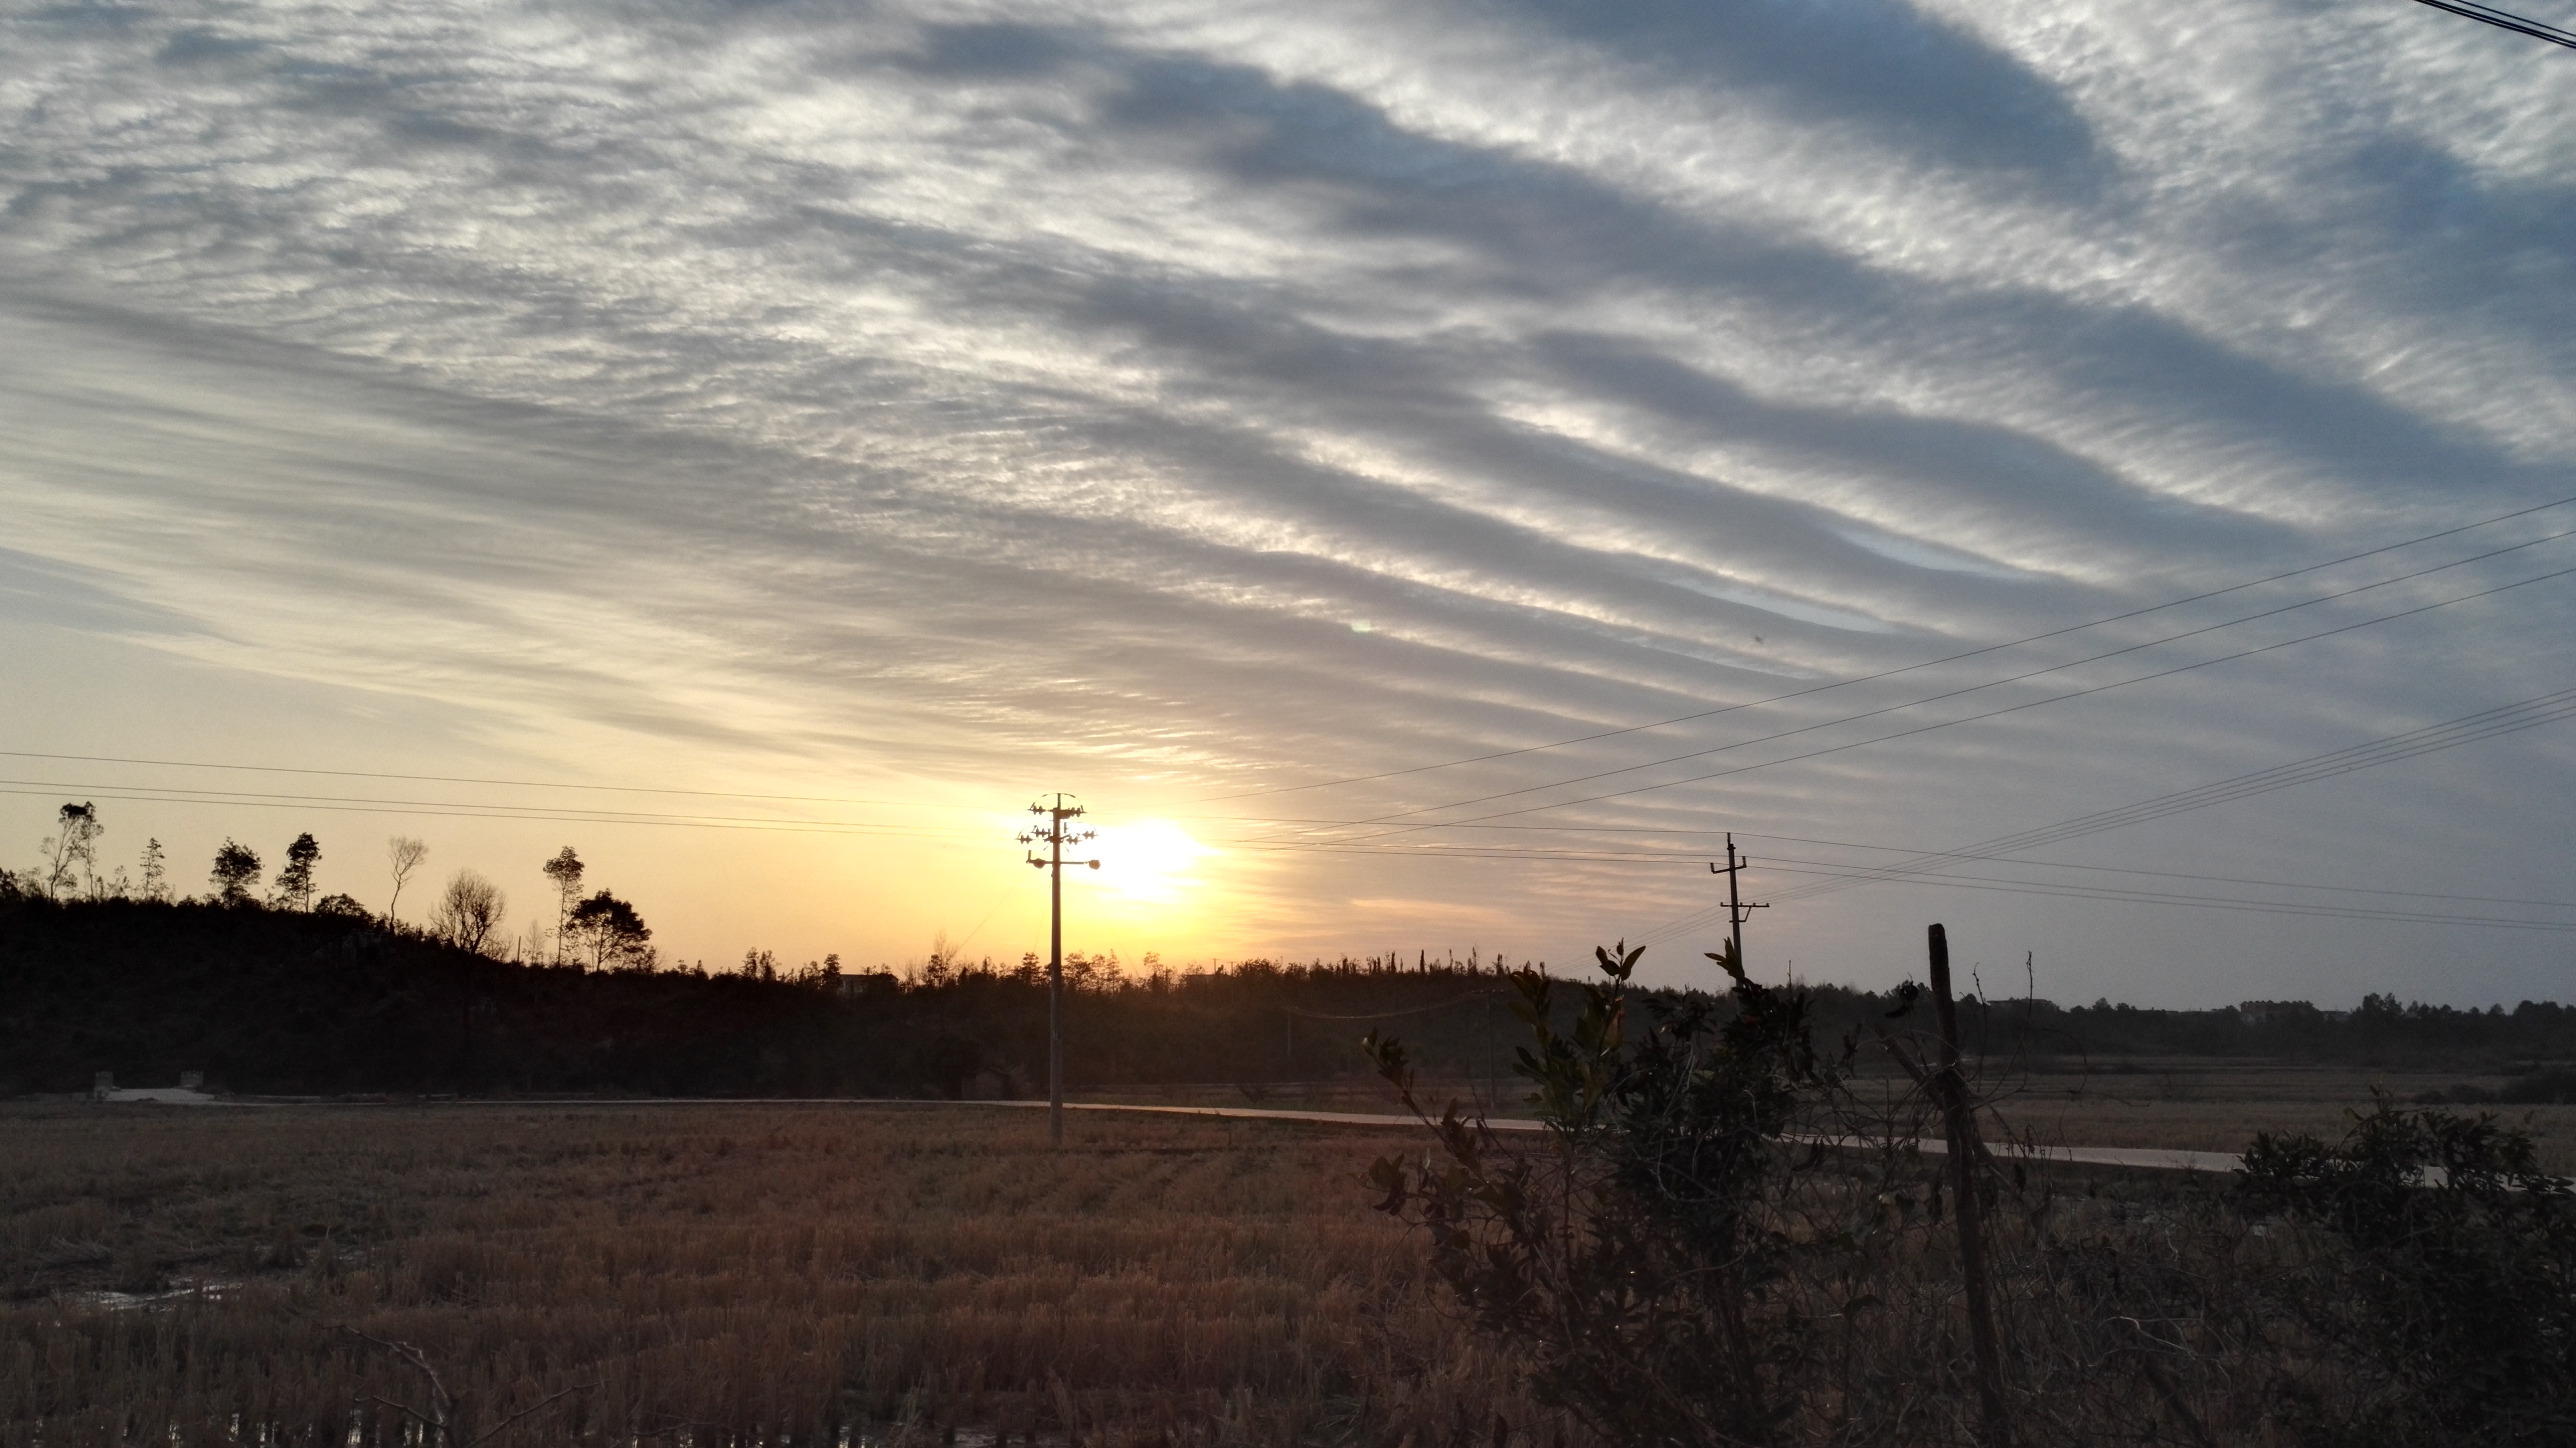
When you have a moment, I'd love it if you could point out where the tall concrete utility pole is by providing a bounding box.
[1708,832,1768,968]
[1022,794,1097,1144]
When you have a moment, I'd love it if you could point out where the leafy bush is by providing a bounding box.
[2242,1098,2576,1446]
[1362,940,1843,1446]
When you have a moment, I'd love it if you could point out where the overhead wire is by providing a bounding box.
[1220,818,2576,912]
[1296,555,2576,844]
[1227,841,2576,933]
[1194,680,2576,944]
[1198,491,2576,802]
[1762,688,2576,905]
[1286,526,2576,838]
[2410,0,2576,48]
[1618,684,2576,944]
[0,750,972,811]
[0,782,996,840]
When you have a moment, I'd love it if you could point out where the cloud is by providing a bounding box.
[1,0,2572,1000]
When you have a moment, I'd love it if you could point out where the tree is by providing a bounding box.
[272,832,321,910]
[38,802,102,900]
[210,840,262,906]
[428,870,506,955]
[139,838,168,902]
[386,837,428,919]
[565,890,653,970]
[540,846,584,964]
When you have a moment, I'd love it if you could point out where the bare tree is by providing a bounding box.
[386,836,428,918]
[540,846,584,965]
[428,870,507,955]
[37,802,101,900]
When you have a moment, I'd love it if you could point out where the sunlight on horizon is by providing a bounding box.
[1092,820,1216,910]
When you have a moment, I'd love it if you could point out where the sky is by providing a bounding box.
[3,0,2574,1006]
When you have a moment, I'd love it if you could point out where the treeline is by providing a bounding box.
[0,890,1547,1097]
[12,802,660,970]
[12,886,2576,1100]
[1894,992,2576,1070]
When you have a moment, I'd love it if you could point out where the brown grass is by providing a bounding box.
[5,1070,2540,1446]
[0,1102,1563,1447]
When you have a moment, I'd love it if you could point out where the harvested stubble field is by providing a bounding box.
[2,1080,2538,1446]
[1,1102,1551,1448]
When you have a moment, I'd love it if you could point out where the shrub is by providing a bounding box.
[1362,940,1843,1446]
[2242,1098,2576,1446]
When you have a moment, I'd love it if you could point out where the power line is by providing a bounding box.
[1305,556,2576,842]
[1208,682,2576,941]
[1184,810,2576,911]
[1198,492,2576,802]
[1730,830,2576,912]
[0,750,970,811]
[1766,686,2576,906]
[1277,528,2576,836]
[1234,821,2576,912]
[2410,0,2576,48]
[1234,841,2576,933]
[1620,684,2576,944]
[0,782,993,840]
[1194,808,2576,910]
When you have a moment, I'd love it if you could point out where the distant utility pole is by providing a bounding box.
[1708,832,1768,968]
[1020,794,1098,1144]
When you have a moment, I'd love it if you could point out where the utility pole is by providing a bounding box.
[1020,794,1097,1144]
[1708,832,1768,967]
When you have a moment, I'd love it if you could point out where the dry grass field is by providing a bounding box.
[8,1070,2560,1446]
[0,1102,1555,1448]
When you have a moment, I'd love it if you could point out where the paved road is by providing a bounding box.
[88,1090,2248,1173]
[970,1098,2248,1174]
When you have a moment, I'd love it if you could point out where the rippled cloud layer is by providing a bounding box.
[3,0,2571,999]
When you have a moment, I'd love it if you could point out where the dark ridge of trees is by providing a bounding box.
[0,892,1547,1098]
[6,887,2576,1100]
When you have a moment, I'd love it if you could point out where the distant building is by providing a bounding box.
[836,972,902,999]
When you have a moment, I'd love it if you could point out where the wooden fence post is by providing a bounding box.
[1928,922,2012,1448]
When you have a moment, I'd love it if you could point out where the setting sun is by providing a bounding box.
[1092,819,1216,906]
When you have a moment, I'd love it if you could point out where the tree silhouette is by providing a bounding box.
[38,802,100,900]
[386,837,428,919]
[565,890,653,970]
[541,847,584,964]
[210,840,262,906]
[273,832,321,910]
[139,837,168,902]
[428,870,506,956]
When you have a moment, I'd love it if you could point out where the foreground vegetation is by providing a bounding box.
[14,1090,2565,1446]
[2,1096,2354,1448]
